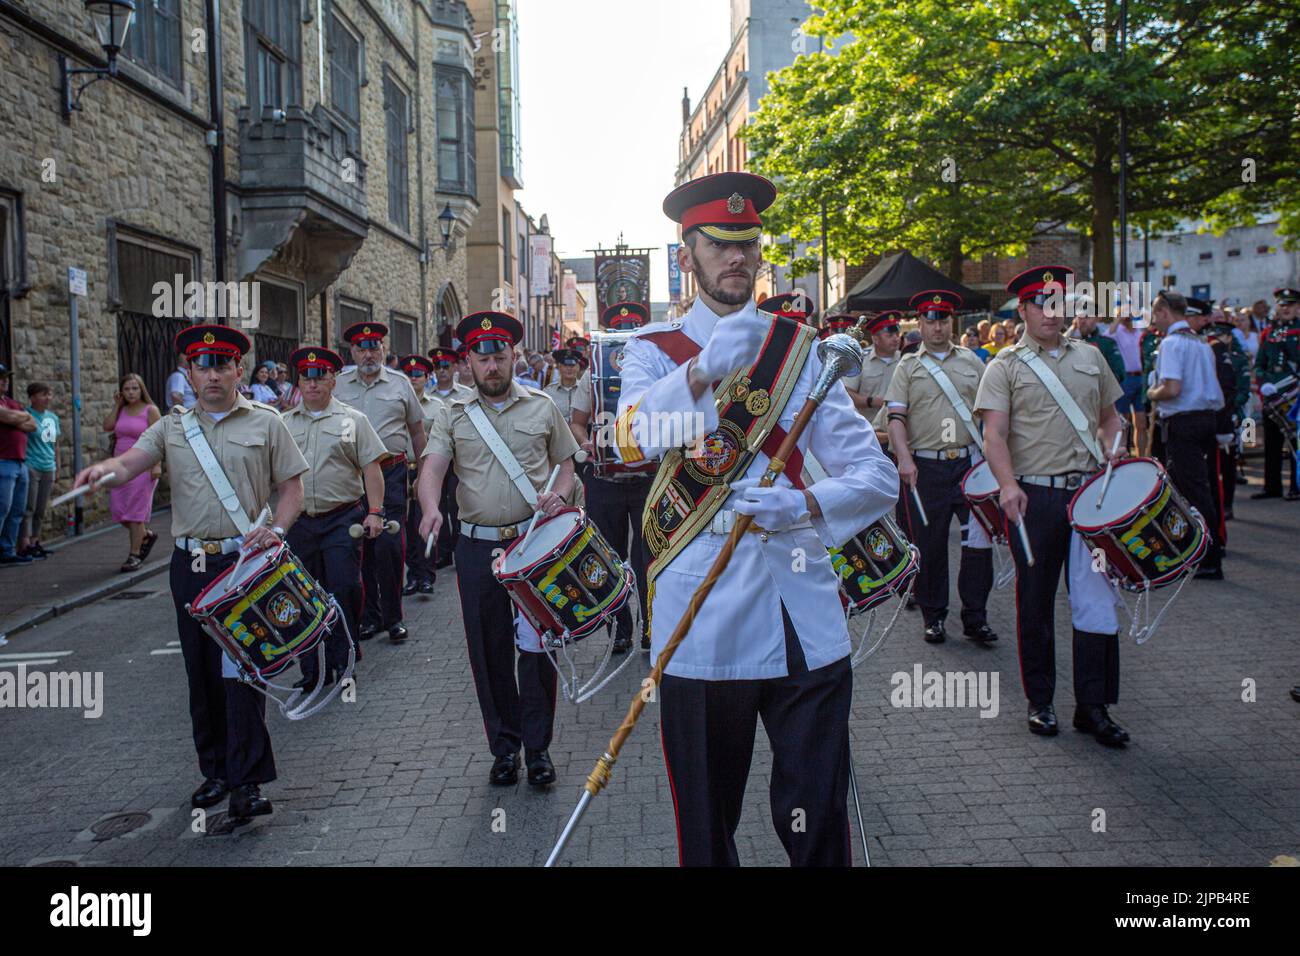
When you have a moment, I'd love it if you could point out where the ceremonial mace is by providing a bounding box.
[544,332,866,867]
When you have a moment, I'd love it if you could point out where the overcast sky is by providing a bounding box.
[514,0,733,300]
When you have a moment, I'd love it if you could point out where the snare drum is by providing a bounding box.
[961,460,1006,542]
[590,330,657,479]
[1068,457,1207,591]
[493,508,634,644]
[187,542,335,680]
[830,514,918,614]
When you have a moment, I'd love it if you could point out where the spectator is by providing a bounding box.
[385,354,401,371]
[962,329,991,362]
[1106,307,1149,456]
[1251,298,1271,329]
[250,362,280,405]
[165,352,197,410]
[1232,310,1260,361]
[0,364,37,566]
[103,373,161,572]
[18,382,59,560]
[977,319,993,344]
[986,323,1010,354]
[275,362,301,409]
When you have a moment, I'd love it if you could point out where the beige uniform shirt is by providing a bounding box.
[133,395,308,540]
[281,398,386,515]
[885,344,986,451]
[542,380,593,424]
[843,348,899,408]
[424,380,580,527]
[974,336,1124,475]
[428,383,475,409]
[332,366,423,457]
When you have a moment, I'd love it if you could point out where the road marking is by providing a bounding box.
[149,649,183,656]
[0,650,75,660]
[0,659,60,668]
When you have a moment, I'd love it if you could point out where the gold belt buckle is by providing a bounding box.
[945,448,960,460]
[500,525,518,540]
[202,540,221,555]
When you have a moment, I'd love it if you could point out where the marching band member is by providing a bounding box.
[400,354,439,596]
[1253,287,1300,500]
[428,348,474,568]
[974,266,1129,746]
[1147,292,1225,580]
[841,310,902,419]
[758,291,815,326]
[73,325,307,818]
[333,322,426,643]
[543,346,593,443]
[281,347,387,684]
[617,172,898,866]
[886,291,996,645]
[416,312,580,788]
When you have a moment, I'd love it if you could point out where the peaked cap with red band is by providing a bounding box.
[176,324,250,363]
[1006,265,1072,302]
[342,321,388,347]
[910,290,963,319]
[400,354,434,376]
[428,347,459,366]
[818,313,857,339]
[864,310,902,335]
[663,171,776,243]
[758,291,817,323]
[566,335,590,349]
[289,345,343,376]
[602,302,649,330]
[457,311,523,354]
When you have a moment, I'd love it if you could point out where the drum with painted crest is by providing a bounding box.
[493,507,634,646]
[831,514,918,614]
[590,330,658,479]
[961,459,1006,543]
[1068,457,1207,591]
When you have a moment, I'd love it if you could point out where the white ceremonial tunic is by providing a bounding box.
[618,297,899,680]
[1153,321,1225,418]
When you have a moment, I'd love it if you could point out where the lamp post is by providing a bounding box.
[60,0,136,120]
[438,202,456,249]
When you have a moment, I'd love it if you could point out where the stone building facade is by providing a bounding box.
[0,0,480,526]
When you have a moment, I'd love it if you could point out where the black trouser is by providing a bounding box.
[404,466,434,587]
[582,472,652,641]
[909,456,993,630]
[1221,442,1238,515]
[170,548,276,788]
[288,504,363,680]
[436,471,460,565]
[1162,410,1223,571]
[362,459,406,629]
[660,606,853,867]
[1011,484,1119,709]
[454,535,557,756]
[1261,413,1298,496]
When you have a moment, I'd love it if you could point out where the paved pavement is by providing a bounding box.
[1,471,1297,868]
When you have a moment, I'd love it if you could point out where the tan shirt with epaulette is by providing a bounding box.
[133,394,308,540]
[281,397,386,515]
[332,366,423,457]
[542,380,593,424]
[974,335,1124,476]
[424,380,580,527]
[885,343,986,451]
[842,349,899,405]
[428,383,475,409]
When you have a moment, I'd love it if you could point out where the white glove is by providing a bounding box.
[730,482,810,532]
[1261,381,1278,398]
[692,315,771,385]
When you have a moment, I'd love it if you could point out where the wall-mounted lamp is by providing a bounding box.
[60,0,135,121]
[438,203,456,249]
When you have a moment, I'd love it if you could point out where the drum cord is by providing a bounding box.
[1120,570,1193,646]
[850,549,918,668]
[991,543,1016,590]
[545,577,643,705]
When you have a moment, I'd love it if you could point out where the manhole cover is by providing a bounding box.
[110,591,155,600]
[32,859,78,867]
[91,811,152,840]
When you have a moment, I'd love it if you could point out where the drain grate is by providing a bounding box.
[91,811,152,840]
[110,591,156,601]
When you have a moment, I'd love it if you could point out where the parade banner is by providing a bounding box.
[594,251,651,318]
[530,234,553,296]
[668,243,682,302]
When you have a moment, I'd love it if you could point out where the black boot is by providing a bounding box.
[191,778,228,808]
[228,783,273,818]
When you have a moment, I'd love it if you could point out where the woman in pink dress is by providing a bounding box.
[102,373,161,571]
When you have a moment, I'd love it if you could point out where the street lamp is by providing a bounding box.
[438,202,457,249]
[60,0,136,121]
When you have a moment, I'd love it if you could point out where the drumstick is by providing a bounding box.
[909,483,929,527]
[50,472,116,508]
[348,520,400,538]
[523,464,562,541]
[1094,432,1124,509]
[231,506,272,582]
[1014,519,1035,567]
[574,449,588,464]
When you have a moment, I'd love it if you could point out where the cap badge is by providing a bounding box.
[726,192,745,215]
[202,332,215,345]
[932,294,942,304]
[620,307,629,316]
[480,317,493,331]
[1042,271,1054,283]
[363,326,371,334]
[307,351,317,361]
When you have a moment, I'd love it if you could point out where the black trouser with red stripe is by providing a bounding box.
[454,535,557,757]
[170,548,276,788]
[363,459,406,630]
[659,605,852,867]
[909,456,993,630]
[288,503,363,679]
[582,472,651,642]
[1162,410,1223,571]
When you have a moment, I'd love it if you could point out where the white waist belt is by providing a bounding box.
[914,445,976,461]
[706,510,813,535]
[460,520,527,541]
[176,536,241,555]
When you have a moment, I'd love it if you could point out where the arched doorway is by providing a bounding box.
[434,282,462,347]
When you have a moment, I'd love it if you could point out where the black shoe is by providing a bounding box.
[904,595,918,612]
[1250,490,1280,499]
[490,753,520,786]
[526,750,556,787]
[358,623,379,641]
[1073,705,1130,747]
[21,546,47,561]
[228,783,273,818]
[1287,489,1300,501]
[611,634,632,655]
[1193,567,1223,580]
[1291,686,1300,703]
[388,623,408,642]
[923,623,946,643]
[963,623,998,644]
[191,777,228,808]
[418,580,434,594]
[0,553,33,566]
[1027,704,1058,736]
[401,581,420,596]
[641,632,651,651]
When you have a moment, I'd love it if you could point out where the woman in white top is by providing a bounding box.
[250,363,281,405]
[1232,310,1259,361]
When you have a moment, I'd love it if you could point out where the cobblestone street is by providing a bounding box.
[1,490,1297,868]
